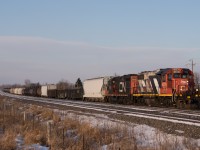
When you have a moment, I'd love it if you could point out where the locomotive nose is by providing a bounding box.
[178,79,189,93]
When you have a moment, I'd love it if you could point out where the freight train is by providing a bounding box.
[3,68,200,108]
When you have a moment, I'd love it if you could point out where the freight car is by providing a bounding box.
[23,83,41,97]
[2,88,11,93]
[56,87,83,100]
[83,77,112,101]
[65,87,83,100]
[47,84,57,98]
[56,78,83,99]
[56,89,66,99]
[41,84,57,98]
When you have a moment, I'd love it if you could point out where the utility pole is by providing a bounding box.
[186,59,196,72]
[191,59,196,72]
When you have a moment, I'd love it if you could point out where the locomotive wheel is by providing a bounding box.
[145,99,152,106]
[133,97,138,105]
[176,99,184,109]
[140,97,145,105]
[184,99,191,109]
[156,97,164,107]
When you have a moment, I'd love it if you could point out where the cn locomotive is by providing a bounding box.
[3,68,200,108]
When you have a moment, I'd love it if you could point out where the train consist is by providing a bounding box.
[3,68,200,108]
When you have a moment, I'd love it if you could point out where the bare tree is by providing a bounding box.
[24,79,31,86]
[57,79,70,90]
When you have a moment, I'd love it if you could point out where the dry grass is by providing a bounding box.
[0,128,17,150]
[0,95,199,150]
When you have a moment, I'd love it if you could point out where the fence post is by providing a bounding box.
[32,114,35,129]
[62,128,65,149]
[3,103,5,133]
[23,111,26,124]
[47,121,52,147]
[83,134,85,150]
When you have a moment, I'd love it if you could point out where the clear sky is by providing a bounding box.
[0,0,200,84]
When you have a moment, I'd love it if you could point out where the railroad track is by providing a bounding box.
[1,91,200,127]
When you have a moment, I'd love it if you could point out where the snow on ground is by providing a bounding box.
[134,124,200,149]
[15,134,49,150]
[53,109,200,149]
[24,144,49,150]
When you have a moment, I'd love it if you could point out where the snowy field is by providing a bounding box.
[54,109,200,150]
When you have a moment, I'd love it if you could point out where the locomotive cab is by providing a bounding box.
[160,68,194,96]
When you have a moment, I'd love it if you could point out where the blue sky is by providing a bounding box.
[0,1,200,84]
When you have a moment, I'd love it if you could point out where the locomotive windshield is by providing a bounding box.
[182,74,187,79]
[174,73,190,79]
[173,73,181,78]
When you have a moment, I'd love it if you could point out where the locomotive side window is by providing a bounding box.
[182,74,187,79]
[162,75,166,82]
[189,75,193,79]
[174,73,181,78]
[168,74,172,81]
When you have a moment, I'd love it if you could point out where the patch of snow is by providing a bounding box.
[175,130,185,134]
[133,124,200,149]
[25,144,49,150]
[15,134,24,149]
[102,145,107,150]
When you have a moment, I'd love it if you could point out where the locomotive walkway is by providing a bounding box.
[1,90,200,138]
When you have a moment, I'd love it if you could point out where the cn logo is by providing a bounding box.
[119,82,126,93]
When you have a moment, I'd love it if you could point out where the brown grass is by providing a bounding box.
[0,128,17,150]
[0,95,199,150]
